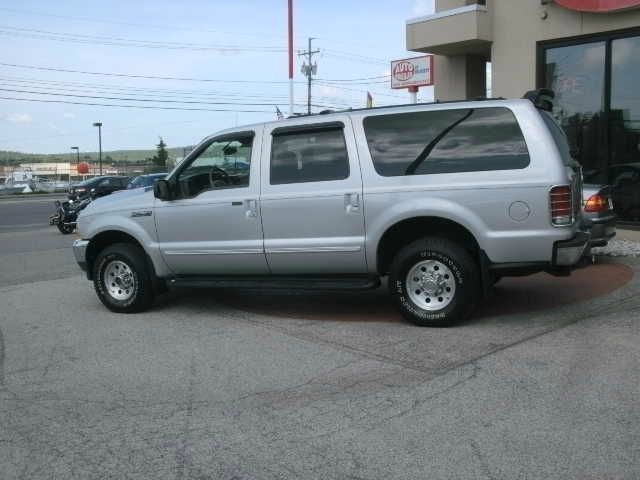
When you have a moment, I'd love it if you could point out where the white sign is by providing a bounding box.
[391,55,434,89]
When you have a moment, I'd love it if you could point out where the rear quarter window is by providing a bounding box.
[363,107,530,177]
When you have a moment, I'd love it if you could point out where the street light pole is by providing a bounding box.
[70,146,79,165]
[70,146,79,181]
[92,122,103,175]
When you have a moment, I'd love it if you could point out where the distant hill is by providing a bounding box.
[0,147,192,165]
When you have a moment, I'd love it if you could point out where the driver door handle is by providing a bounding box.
[244,199,258,218]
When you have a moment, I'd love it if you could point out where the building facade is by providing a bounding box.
[407,0,640,224]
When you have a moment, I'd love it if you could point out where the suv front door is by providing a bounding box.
[155,129,268,275]
[260,119,367,274]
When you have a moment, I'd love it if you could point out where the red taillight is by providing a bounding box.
[584,194,609,213]
[550,185,573,226]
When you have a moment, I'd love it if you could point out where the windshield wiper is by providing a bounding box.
[404,109,475,175]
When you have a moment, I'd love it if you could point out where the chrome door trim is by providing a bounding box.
[265,246,362,254]
[164,248,264,256]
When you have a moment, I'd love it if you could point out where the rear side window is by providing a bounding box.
[363,107,530,177]
[540,111,573,167]
[270,128,349,185]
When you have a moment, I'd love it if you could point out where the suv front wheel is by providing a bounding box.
[389,237,480,327]
[93,243,155,313]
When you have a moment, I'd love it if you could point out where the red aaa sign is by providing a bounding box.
[555,0,640,12]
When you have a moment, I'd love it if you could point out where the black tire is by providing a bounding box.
[57,222,75,234]
[389,237,480,327]
[92,242,155,313]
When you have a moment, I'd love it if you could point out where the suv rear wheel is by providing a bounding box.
[389,237,480,327]
[93,243,155,313]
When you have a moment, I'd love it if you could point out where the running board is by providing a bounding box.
[169,275,381,291]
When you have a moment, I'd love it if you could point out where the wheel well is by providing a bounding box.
[376,217,480,275]
[86,231,145,279]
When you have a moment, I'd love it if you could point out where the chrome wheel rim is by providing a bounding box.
[406,260,456,311]
[103,260,136,301]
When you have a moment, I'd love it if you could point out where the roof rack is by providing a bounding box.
[286,97,507,119]
[522,89,554,112]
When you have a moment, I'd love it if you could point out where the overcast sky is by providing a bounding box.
[0,0,435,154]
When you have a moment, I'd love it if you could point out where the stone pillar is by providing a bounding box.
[434,54,487,101]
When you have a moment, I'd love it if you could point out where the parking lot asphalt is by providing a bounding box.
[0,195,639,479]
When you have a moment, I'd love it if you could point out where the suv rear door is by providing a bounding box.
[260,118,367,274]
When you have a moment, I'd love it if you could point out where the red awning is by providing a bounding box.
[555,0,640,12]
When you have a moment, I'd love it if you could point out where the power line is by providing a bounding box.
[0,6,292,42]
[0,25,286,52]
[0,96,278,113]
[0,76,354,110]
[317,75,391,83]
[0,87,341,109]
[314,81,405,99]
[0,61,304,84]
[0,75,294,100]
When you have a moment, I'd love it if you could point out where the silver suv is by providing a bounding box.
[73,92,588,326]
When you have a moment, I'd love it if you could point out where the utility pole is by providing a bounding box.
[288,0,294,116]
[298,37,319,115]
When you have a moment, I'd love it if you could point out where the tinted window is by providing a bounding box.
[543,42,607,174]
[270,128,349,185]
[176,135,253,198]
[363,107,530,177]
[541,111,573,166]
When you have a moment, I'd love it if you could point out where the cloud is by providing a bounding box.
[48,122,68,135]
[6,113,32,124]
[412,0,435,16]
[63,112,76,119]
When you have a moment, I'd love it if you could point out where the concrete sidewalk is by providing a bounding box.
[618,228,640,242]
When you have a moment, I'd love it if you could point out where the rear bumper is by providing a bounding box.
[584,213,617,247]
[72,239,90,273]
[553,231,590,266]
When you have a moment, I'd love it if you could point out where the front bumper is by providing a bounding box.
[72,239,90,273]
[553,231,591,266]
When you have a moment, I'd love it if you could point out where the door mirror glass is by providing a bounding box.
[154,179,172,201]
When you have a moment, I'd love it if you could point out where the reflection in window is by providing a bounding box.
[176,136,253,198]
[363,107,529,177]
[270,128,349,185]
[610,36,640,221]
[544,42,607,173]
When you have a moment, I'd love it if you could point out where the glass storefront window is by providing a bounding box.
[544,42,607,179]
[541,31,640,223]
[610,36,640,220]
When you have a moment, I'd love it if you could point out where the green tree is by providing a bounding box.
[152,137,169,171]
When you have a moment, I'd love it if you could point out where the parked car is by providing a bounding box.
[585,163,640,223]
[126,173,167,190]
[68,176,129,200]
[72,90,589,327]
[582,184,616,247]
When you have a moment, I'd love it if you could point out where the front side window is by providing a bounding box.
[363,107,530,177]
[270,128,349,185]
[175,135,253,198]
[98,178,112,187]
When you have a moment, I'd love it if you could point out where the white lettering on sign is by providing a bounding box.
[391,56,434,89]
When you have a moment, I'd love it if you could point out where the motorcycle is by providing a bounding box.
[49,197,92,234]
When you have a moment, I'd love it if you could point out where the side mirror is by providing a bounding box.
[154,179,172,201]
